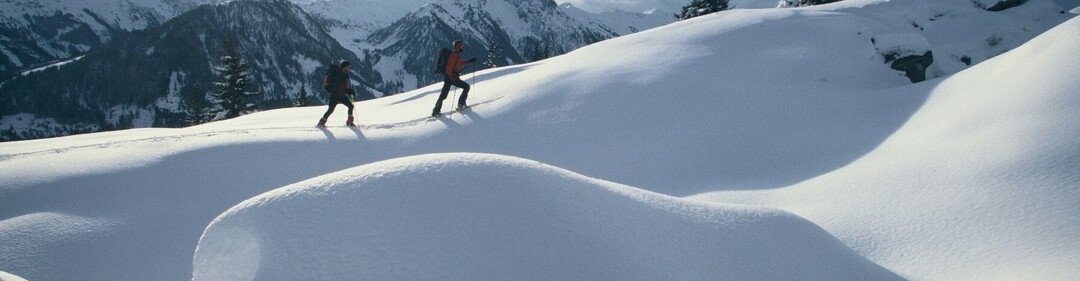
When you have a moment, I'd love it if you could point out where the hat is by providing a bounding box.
[340,60,351,68]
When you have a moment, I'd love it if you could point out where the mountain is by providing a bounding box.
[559,3,674,35]
[1,0,1078,280]
[357,0,639,92]
[0,0,215,80]
[0,0,672,141]
[0,0,384,141]
[295,0,439,53]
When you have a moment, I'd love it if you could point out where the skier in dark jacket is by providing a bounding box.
[318,60,356,127]
[432,40,476,117]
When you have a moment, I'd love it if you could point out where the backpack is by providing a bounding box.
[435,48,450,74]
[322,65,340,93]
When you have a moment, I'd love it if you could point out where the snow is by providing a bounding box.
[556,0,780,13]
[291,53,321,76]
[1,1,1078,281]
[820,0,1072,74]
[0,270,28,281]
[872,32,931,57]
[0,113,101,142]
[155,71,186,112]
[18,56,84,76]
[296,0,436,54]
[561,3,672,34]
[0,46,22,67]
[1072,5,1080,13]
[193,153,900,280]
[692,17,1080,280]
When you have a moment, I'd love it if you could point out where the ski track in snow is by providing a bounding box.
[2,1,1078,280]
[0,97,507,162]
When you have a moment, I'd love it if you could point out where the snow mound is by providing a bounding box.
[193,153,901,281]
[0,270,28,281]
[694,17,1080,280]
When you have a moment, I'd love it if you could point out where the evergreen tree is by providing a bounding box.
[529,42,551,62]
[211,36,259,119]
[676,0,731,20]
[484,41,500,68]
[1,125,17,142]
[182,86,212,126]
[294,82,311,107]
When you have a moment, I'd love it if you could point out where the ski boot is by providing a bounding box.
[316,118,327,127]
[345,116,356,127]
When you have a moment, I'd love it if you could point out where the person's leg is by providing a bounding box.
[345,97,354,116]
[453,78,470,107]
[343,96,356,126]
[321,98,340,120]
[433,79,452,115]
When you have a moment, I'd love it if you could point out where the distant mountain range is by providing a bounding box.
[0,0,381,138]
[0,0,216,80]
[0,0,670,141]
[4,0,1069,142]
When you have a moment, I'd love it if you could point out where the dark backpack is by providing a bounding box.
[322,65,340,93]
[435,48,450,74]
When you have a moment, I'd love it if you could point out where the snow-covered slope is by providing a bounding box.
[692,16,1080,280]
[0,0,383,141]
[296,0,436,53]
[1,1,1077,281]
[355,0,629,91]
[561,2,673,34]
[0,270,27,281]
[556,0,780,13]
[821,0,1073,75]
[192,153,901,280]
[0,0,213,78]
[302,0,672,92]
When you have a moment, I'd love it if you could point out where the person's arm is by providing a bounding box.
[457,56,477,72]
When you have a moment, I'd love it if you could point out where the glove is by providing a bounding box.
[466,57,477,64]
[346,88,357,102]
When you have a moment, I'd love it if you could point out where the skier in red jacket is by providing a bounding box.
[432,40,476,117]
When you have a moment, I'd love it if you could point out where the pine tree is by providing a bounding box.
[294,82,311,107]
[484,41,500,68]
[676,0,731,20]
[529,43,551,62]
[182,86,211,126]
[211,36,259,120]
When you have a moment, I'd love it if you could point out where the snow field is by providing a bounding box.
[0,1,1076,280]
[693,16,1080,280]
[193,153,901,281]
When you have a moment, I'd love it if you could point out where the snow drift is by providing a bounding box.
[694,16,1080,280]
[192,153,901,281]
[0,1,1076,280]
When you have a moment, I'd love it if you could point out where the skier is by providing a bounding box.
[432,40,477,117]
[318,60,356,127]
